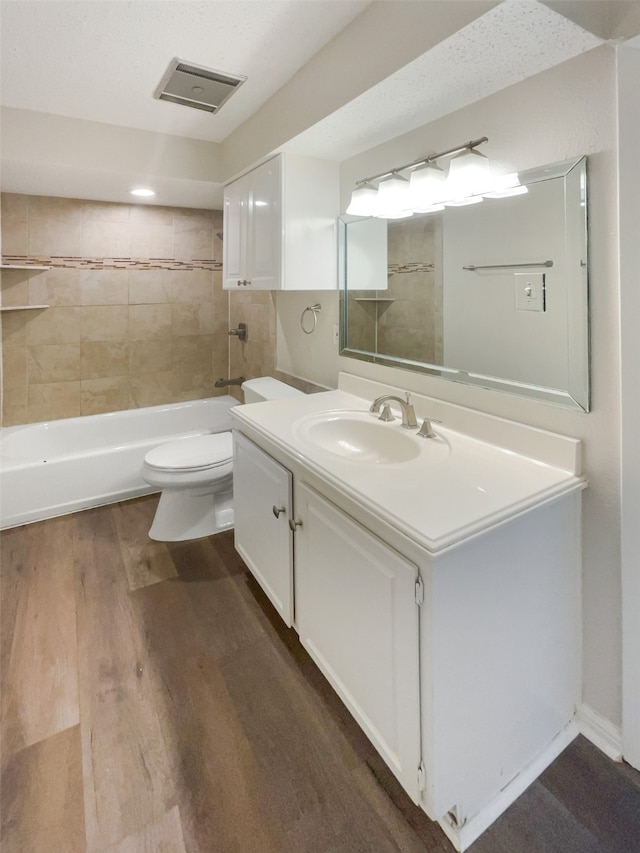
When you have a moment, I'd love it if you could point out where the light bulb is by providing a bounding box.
[409,162,446,208]
[445,148,490,199]
[375,172,411,218]
[346,182,378,216]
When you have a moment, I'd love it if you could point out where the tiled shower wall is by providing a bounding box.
[0,194,229,426]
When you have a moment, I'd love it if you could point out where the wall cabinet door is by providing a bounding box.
[294,483,423,802]
[223,157,281,290]
[223,153,338,290]
[233,432,294,625]
[222,173,249,289]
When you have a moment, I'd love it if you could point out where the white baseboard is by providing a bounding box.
[437,721,579,852]
[576,703,623,762]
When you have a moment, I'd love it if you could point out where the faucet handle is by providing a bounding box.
[377,404,395,422]
[417,417,442,439]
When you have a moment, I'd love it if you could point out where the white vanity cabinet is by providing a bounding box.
[230,381,585,851]
[233,432,294,626]
[223,153,338,290]
[294,482,423,802]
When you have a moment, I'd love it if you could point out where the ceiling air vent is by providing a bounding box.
[154,58,247,114]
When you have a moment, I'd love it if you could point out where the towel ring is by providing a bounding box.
[301,303,321,334]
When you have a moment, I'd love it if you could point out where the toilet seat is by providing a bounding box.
[144,432,233,473]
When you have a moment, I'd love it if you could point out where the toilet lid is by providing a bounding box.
[145,432,233,472]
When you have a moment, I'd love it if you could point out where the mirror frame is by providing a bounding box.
[339,156,589,411]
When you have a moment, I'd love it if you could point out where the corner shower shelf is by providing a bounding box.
[0,304,49,312]
[0,264,51,271]
[354,297,395,303]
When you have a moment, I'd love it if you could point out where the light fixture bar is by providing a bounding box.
[354,137,489,187]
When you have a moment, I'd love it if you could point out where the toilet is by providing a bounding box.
[141,377,303,541]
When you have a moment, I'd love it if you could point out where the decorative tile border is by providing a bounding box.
[388,262,435,275]
[2,255,222,271]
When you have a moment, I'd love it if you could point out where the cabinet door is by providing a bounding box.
[247,156,282,289]
[294,483,422,802]
[223,173,249,289]
[233,433,294,625]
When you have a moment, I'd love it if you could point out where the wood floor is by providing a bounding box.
[2,495,640,853]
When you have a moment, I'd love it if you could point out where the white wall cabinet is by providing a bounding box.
[223,153,338,290]
[233,432,294,626]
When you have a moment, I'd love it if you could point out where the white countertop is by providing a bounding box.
[231,386,586,554]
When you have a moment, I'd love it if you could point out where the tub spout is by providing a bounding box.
[215,377,245,388]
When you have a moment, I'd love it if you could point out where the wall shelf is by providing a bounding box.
[0,304,49,312]
[354,297,395,303]
[0,264,51,271]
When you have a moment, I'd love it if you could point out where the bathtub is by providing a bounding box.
[0,396,237,529]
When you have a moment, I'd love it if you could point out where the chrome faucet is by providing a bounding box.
[369,393,418,429]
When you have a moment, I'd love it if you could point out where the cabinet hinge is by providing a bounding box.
[415,576,424,606]
[417,761,426,792]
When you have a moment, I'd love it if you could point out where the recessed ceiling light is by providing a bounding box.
[130,188,156,198]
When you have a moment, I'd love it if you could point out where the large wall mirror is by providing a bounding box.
[340,156,589,410]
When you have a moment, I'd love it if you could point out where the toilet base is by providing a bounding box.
[148,486,234,541]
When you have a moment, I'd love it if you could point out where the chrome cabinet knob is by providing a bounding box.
[272,505,286,519]
[288,519,303,532]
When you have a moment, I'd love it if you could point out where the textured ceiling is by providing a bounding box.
[0,0,370,143]
[0,0,616,208]
[286,0,602,160]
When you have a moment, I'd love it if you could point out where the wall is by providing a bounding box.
[619,39,640,768]
[0,194,227,425]
[276,46,622,728]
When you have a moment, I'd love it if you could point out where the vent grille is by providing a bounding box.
[154,57,246,114]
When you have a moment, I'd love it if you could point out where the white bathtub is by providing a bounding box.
[0,396,237,529]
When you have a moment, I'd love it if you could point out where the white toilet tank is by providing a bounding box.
[241,377,304,404]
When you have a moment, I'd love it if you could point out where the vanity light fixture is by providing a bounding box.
[482,172,528,199]
[346,182,379,215]
[445,147,490,199]
[375,172,412,219]
[130,188,156,198]
[345,137,526,218]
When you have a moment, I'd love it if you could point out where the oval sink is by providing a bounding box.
[293,410,447,465]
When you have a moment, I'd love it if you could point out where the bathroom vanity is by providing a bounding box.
[231,373,585,851]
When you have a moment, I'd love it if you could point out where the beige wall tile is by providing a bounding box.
[170,369,214,402]
[1,312,29,347]
[1,195,248,424]
[1,195,29,255]
[129,339,172,375]
[82,201,130,224]
[172,303,214,336]
[80,341,129,380]
[80,270,129,305]
[170,270,213,302]
[2,193,28,222]
[1,274,29,307]
[2,346,27,389]
[129,205,174,227]
[128,304,171,340]
[128,372,175,408]
[82,221,131,258]
[28,381,81,422]
[28,218,83,257]
[28,344,81,384]
[128,270,172,304]
[79,306,129,342]
[129,224,173,258]
[28,269,82,307]
[81,377,130,415]
[26,307,81,346]
[28,196,83,222]
[173,211,214,260]
[2,385,28,426]
[172,335,214,372]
